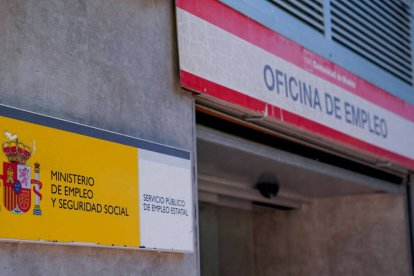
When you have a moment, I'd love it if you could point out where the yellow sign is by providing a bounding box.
[0,116,140,247]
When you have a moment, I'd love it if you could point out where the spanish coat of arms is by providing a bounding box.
[0,132,42,215]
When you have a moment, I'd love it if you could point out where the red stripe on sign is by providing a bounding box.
[182,70,414,169]
[181,70,269,115]
[176,0,414,122]
[11,188,14,210]
[11,187,14,210]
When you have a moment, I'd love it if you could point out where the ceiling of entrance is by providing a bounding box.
[197,126,403,202]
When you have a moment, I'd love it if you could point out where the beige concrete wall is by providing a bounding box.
[0,0,198,275]
[253,193,411,276]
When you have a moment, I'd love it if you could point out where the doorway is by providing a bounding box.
[197,123,411,276]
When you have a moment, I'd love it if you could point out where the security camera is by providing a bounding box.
[256,181,279,199]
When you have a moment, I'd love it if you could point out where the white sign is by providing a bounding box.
[139,149,193,252]
[176,0,414,169]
